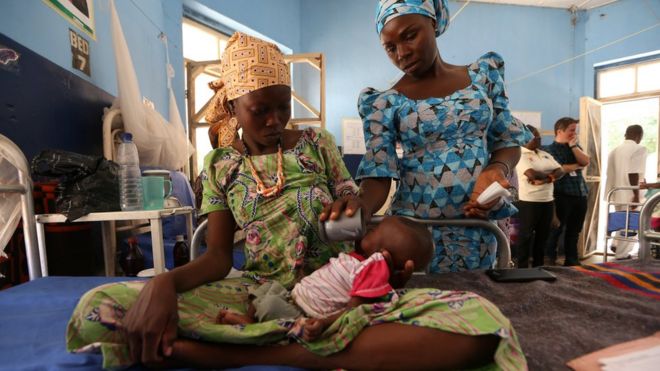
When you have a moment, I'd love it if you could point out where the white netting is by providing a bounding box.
[109,0,193,170]
[0,135,29,258]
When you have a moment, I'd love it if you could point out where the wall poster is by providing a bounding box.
[44,0,95,40]
[341,118,367,155]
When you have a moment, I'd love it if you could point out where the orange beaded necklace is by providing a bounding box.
[242,139,285,198]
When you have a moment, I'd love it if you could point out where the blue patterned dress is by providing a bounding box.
[357,52,532,273]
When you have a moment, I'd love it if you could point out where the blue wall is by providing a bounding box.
[300,0,578,140]
[1,0,658,152]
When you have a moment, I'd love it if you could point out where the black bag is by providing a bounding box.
[31,150,120,220]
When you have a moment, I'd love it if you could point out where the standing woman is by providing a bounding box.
[515,125,564,268]
[322,0,532,273]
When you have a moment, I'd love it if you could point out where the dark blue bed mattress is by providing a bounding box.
[0,276,302,371]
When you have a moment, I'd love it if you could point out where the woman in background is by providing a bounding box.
[515,125,564,267]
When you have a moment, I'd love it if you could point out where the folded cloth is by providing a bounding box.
[567,332,660,370]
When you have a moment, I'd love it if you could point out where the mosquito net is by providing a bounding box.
[109,0,193,171]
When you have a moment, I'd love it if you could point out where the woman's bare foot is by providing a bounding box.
[215,310,255,325]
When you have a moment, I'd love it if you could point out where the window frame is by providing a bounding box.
[595,54,660,102]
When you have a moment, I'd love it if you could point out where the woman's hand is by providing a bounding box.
[551,215,561,229]
[464,165,510,219]
[320,178,392,224]
[320,195,369,223]
[120,274,179,367]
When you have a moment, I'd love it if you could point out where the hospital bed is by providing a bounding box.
[1,133,659,370]
[1,226,658,370]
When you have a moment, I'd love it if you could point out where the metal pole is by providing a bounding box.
[637,191,660,264]
[370,216,511,269]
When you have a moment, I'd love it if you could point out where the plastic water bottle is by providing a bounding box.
[117,132,143,211]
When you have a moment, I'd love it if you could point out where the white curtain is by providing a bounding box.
[109,0,192,170]
[578,96,603,256]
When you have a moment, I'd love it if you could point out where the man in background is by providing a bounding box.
[605,125,647,260]
[544,117,590,266]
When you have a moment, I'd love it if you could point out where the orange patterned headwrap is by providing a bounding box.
[205,32,291,147]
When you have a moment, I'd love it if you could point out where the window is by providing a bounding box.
[597,59,660,100]
[182,18,230,175]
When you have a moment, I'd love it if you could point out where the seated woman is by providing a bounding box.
[66,32,526,370]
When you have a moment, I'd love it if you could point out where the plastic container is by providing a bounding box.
[121,236,145,277]
[173,234,190,267]
[116,132,143,211]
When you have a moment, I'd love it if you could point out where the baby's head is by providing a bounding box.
[359,216,433,272]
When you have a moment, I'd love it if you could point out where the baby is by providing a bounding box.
[216,215,434,341]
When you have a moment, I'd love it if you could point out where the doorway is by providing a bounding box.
[596,97,660,255]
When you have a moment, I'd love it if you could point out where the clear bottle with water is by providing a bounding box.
[117,132,143,211]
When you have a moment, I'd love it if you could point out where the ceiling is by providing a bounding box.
[460,0,619,10]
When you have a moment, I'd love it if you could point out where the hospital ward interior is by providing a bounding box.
[1,0,659,370]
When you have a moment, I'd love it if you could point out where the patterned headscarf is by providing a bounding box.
[376,0,450,37]
[205,32,291,147]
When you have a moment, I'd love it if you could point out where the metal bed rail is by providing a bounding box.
[602,186,643,262]
[0,134,41,280]
[191,216,512,269]
[637,190,660,264]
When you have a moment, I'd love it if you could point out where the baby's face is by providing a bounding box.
[359,218,413,268]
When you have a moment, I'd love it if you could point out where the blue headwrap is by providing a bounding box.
[376,0,450,37]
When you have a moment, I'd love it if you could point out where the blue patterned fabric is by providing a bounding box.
[376,0,450,37]
[543,142,588,197]
[356,52,532,273]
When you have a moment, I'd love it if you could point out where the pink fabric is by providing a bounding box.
[651,217,660,231]
[291,252,394,318]
[350,254,392,298]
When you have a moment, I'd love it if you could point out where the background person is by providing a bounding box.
[543,117,590,266]
[514,125,564,268]
[321,0,532,273]
[605,124,647,259]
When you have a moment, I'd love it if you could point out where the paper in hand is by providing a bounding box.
[476,182,511,207]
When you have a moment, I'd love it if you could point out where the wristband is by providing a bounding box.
[488,160,510,177]
[570,145,578,149]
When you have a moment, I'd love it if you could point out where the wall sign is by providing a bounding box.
[44,0,95,39]
[69,29,90,76]
[342,118,367,155]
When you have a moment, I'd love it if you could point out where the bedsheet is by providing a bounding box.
[408,260,660,370]
[0,276,302,371]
